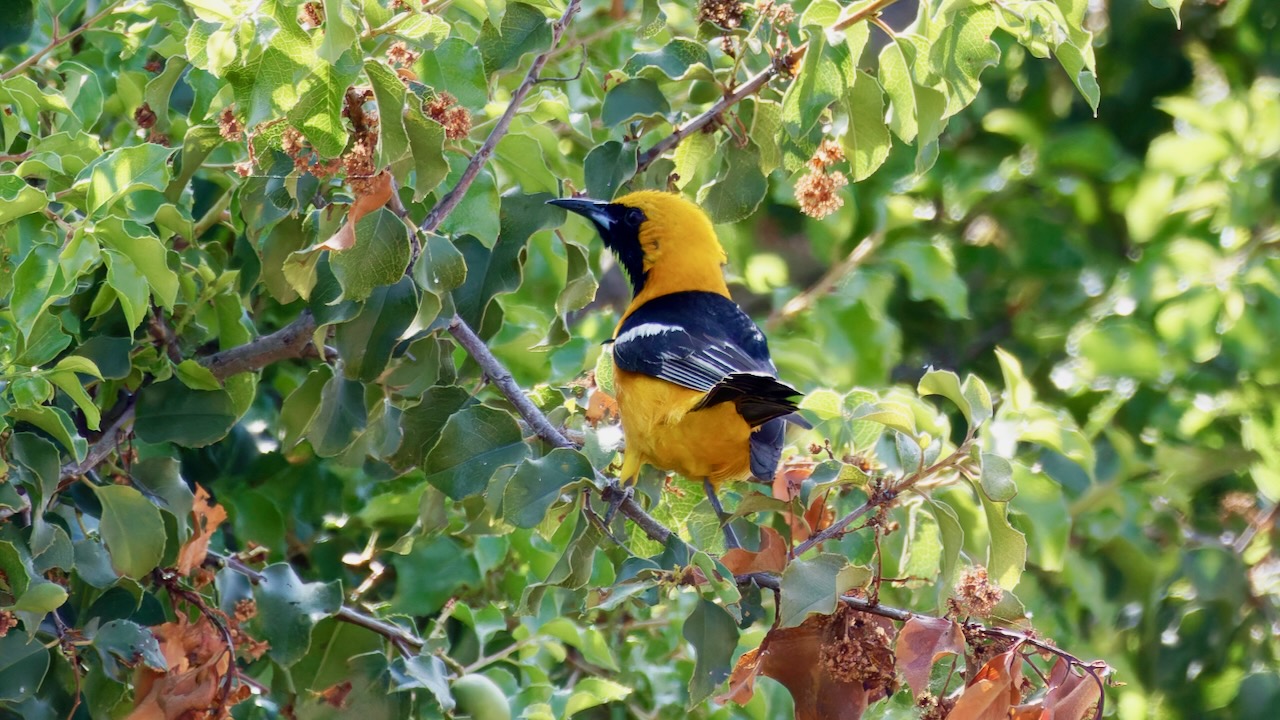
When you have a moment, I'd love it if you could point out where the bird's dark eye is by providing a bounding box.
[624,208,645,227]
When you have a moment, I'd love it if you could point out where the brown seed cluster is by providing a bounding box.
[218,107,243,141]
[0,610,16,638]
[134,102,157,129]
[387,40,419,67]
[818,607,897,695]
[795,139,849,219]
[144,55,164,74]
[425,92,472,140]
[916,692,956,720]
[698,0,744,29]
[299,1,324,27]
[1220,491,1259,523]
[953,565,1004,617]
[756,0,795,25]
[340,87,381,192]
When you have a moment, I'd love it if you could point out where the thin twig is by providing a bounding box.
[791,438,973,557]
[419,0,582,235]
[201,311,318,380]
[765,233,883,330]
[1,0,129,80]
[1234,502,1278,554]
[208,550,427,656]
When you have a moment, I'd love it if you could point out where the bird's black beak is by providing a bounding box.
[547,197,615,231]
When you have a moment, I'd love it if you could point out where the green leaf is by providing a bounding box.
[778,553,848,627]
[135,380,238,447]
[478,2,552,73]
[780,33,847,139]
[11,581,66,614]
[391,537,481,615]
[7,406,87,461]
[47,369,100,430]
[173,359,222,391]
[93,484,166,579]
[622,40,713,80]
[388,385,471,471]
[419,38,487,109]
[697,143,767,225]
[673,128,716,191]
[0,634,49,704]
[973,480,1027,590]
[682,598,738,705]
[878,35,947,169]
[502,448,593,528]
[96,216,179,309]
[335,277,419,382]
[0,0,33,51]
[979,453,1016,502]
[601,78,671,128]
[565,677,632,716]
[83,144,174,216]
[583,141,636,200]
[389,655,455,711]
[319,0,359,63]
[882,239,969,318]
[637,0,666,37]
[413,233,468,294]
[928,5,1001,117]
[927,498,964,590]
[918,368,972,426]
[306,374,369,457]
[0,175,47,223]
[841,70,892,182]
[329,208,412,302]
[425,405,529,499]
[92,620,167,678]
[252,563,343,667]
[439,156,500,243]
[365,60,411,168]
[962,375,993,429]
[280,364,333,449]
[850,400,917,438]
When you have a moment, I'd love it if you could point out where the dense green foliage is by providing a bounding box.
[1,0,1277,719]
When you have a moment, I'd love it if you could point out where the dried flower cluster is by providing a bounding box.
[698,0,744,29]
[756,0,795,25]
[299,1,324,27]
[795,139,849,219]
[819,608,898,694]
[916,692,956,720]
[425,92,472,140]
[144,55,164,74]
[387,40,419,67]
[953,565,1004,617]
[218,107,243,142]
[1220,490,1259,523]
[134,102,157,129]
[0,610,16,638]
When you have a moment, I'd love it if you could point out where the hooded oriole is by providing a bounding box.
[550,191,806,543]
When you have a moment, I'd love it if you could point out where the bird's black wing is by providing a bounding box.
[611,291,801,428]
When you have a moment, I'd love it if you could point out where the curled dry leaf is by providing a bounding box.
[894,615,966,699]
[718,606,896,720]
[721,525,789,575]
[175,484,228,576]
[946,648,1024,720]
[319,169,394,251]
[773,460,826,543]
[585,389,619,425]
[1010,657,1103,720]
[128,615,244,720]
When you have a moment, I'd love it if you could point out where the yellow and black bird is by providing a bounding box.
[550,190,807,546]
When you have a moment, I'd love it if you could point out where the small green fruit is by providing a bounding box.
[451,674,511,720]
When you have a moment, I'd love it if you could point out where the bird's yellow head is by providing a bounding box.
[549,190,730,300]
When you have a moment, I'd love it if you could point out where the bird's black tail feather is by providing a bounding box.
[692,372,803,427]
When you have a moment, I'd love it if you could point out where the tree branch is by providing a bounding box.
[0,0,129,80]
[765,233,883,330]
[201,310,319,381]
[446,314,673,545]
[418,0,582,234]
[208,550,426,655]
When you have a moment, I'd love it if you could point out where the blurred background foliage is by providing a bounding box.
[1,0,1278,718]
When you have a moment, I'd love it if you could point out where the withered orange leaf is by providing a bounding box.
[128,615,245,720]
[319,170,394,251]
[175,484,228,577]
[717,608,896,720]
[946,649,1023,720]
[1010,657,1102,720]
[585,389,619,425]
[721,526,789,575]
[894,615,965,698]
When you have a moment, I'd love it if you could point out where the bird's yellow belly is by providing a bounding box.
[614,370,754,487]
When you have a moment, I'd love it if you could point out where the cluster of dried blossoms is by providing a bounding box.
[217,108,243,142]
[425,91,472,140]
[386,40,419,67]
[698,0,744,29]
[756,0,796,26]
[298,1,323,27]
[795,139,850,219]
[341,88,381,194]
[952,564,1005,617]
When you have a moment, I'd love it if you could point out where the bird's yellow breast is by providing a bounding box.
[613,369,755,487]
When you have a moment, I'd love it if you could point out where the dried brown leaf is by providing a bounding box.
[721,526,789,575]
[175,484,228,576]
[128,615,242,720]
[946,649,1022,720]
[319,170,394,251]
[895,615,966,698]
